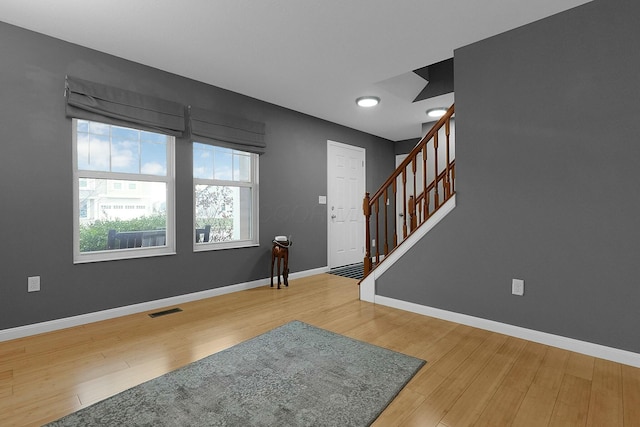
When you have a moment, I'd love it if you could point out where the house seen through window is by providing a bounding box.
[73,119,175,263]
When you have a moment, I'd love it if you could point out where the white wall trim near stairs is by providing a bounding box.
[360,195,456,303]
[375,295,640,368]
[0,266,329,343]
[358,194,640,367]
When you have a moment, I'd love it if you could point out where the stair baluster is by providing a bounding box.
[362,104,455,278]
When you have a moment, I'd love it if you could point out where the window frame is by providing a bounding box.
[72,118,176,263]
[193,143,259,252]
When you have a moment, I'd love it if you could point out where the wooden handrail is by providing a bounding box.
[363,104,455,278]
[367,105,455,203]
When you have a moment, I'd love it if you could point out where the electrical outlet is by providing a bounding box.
[28,276,41,292]
[372,239,376,247]
[512,278,524,296]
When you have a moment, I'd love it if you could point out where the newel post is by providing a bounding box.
[363,192,372,275]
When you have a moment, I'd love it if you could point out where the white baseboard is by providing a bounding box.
[289,266,330,279]
[359,192,640,367]
[0,266,330,343]
[375,295,640,368]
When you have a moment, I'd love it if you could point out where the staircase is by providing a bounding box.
[361,104,456,293]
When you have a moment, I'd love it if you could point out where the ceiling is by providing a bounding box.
[0,0,591,142]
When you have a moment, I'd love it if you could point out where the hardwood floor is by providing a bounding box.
[1,273,638,426]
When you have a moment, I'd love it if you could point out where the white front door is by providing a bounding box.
[327,141,365,269]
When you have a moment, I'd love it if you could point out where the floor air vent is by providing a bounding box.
[148,307,183,318]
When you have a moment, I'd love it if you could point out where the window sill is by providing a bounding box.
[193,241,259,252]
[74,248,177,264]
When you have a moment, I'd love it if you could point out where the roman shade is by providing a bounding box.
[65,76,186,137]
[190,106,266,154]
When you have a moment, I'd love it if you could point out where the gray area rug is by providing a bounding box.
[45,320,425,426]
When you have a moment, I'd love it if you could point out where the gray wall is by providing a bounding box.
[377,0,640,353]
[0,22,394,330]
[394,119,447,155]
[394,138,420,156]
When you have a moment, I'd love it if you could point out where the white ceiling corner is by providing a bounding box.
[0,0,593,141]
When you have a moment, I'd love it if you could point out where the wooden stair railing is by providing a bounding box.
[363,104,455,278]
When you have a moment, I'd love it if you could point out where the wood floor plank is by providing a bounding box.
[0,273,637,426]
[586,358,623,426]
[622,364,640,427]
[474,340,547,427]
[400,332,509,426]
[0,345,26,370]
[548,373,591,427]
[368,317,454,358]
[0,369,13,399]
[405,326,489,397]
[565,351,595,381]
[439,336,526,426]
[371,386,426,427]
[507,345,570,426]
[11,356,130,401]
[384,317,459,359]
[0,393,80,427]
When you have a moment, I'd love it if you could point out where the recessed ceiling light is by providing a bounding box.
[356,96,380,108]
[426,107,447,118]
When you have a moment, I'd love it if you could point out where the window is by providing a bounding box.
[73,119,175,263]
[193,143,258,250]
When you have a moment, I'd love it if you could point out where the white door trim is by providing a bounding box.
[327,140,366,269]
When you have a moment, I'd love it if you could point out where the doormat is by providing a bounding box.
[328,262,364,280]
